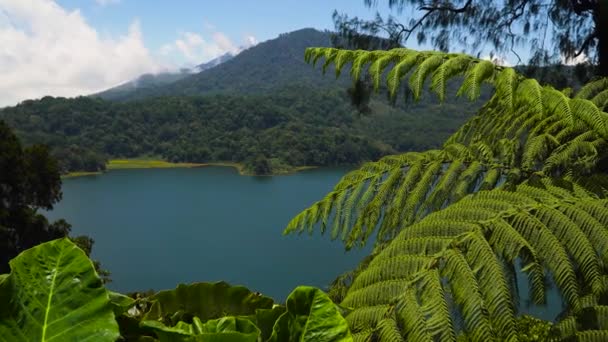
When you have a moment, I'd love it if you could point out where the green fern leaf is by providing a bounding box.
[409,54,444,100]
[457,60,496,101]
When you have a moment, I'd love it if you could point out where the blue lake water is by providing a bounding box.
[46,166,371,302]
[46,166,562,320]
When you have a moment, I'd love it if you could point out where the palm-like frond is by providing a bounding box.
[339,181,608,341]
[286,47,608,249]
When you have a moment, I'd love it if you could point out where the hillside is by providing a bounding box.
[92,71,191,101]
[1,28,486,175]
[95,53,236,101]
[94,28,344,101]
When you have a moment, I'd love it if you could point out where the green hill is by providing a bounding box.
[0,28,485,175]
[94,28,344,101]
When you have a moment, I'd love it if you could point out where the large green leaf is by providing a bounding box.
[142,316,260,342]
[253,306,286,341]
[144,282,274,324]
[0,238,119,341]
[109,290,136,315]
[270,286,352,342]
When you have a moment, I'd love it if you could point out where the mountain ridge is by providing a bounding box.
[93,28,341,102]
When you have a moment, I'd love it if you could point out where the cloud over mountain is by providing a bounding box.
[0,0,161,106]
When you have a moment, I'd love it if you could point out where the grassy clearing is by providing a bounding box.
[62,171,103,179]
[107,159,206,169]
[63,159,317,179]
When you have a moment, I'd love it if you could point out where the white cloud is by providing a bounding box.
[161,28,258,66]
[562,52,588,66]
[95,0,120,6]
[0,0,162,106]
[245,35,258,47]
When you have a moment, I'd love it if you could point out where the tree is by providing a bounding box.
[285,47,608,339]
[333,0,608,76]
[0,120,69,273]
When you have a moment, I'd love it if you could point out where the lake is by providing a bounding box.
[46,166,371,301]
[46,166,562,320]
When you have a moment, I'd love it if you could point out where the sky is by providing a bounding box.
[0,0,402,106]
[0,0,584,107]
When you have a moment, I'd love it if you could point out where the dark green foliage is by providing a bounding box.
[142,282,274,325]
[515,316,555,342]
[0,84,479,175]
[269,286,352,342]
[0,238,354,341]
[0,120,68,273]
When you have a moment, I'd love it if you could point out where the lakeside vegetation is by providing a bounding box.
[63,158,319,178]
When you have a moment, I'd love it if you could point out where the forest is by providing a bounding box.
[0,83,477,175]
[1,0,608,340]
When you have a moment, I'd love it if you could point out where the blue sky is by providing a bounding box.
[56,0,400,64]
[0,0,409,106]
[1,0,561,106]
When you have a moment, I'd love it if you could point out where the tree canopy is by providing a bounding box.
[0,85,483,175]
[333,0,607,76]
[0,120,68,273]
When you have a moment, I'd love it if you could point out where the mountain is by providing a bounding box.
[94,52,238,101]
[1,28,486,175]
[193,52,235,73]
[93,70,191,101]
[94,28,341,102]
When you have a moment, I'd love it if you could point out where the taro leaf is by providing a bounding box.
[0,238,119,341]
[109,290,136,315]
[254,306,286,341]
[142,316,260,342]
[269,286,353,342]
[143,281,274,324]
[109,291,156,341]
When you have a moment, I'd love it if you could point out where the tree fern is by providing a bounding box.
[337,181,607,341]
[293,46,608,340]
[287,47,607,247]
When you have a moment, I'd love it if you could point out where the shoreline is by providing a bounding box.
[62,159,319,179]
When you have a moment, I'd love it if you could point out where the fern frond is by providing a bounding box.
[457,60,496,101]
[430,55,474,102]
[338,183,608,341]
[321,48,338,74]
[542,87,574,123]
[591,89,608,110]
[386,52,421,100]
[515,78,543,114]
[409,53,444,100]
[368,51,405,91]
[376,318,406,342]
[334,50,356,78]
[570,99,608,140]
[575,78,608,100]
[494,68,520,109]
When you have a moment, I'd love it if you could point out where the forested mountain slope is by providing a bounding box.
[94,52,236,101]
[1,29,486,175]
[95,28,342,102]
[1,84,475,174]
